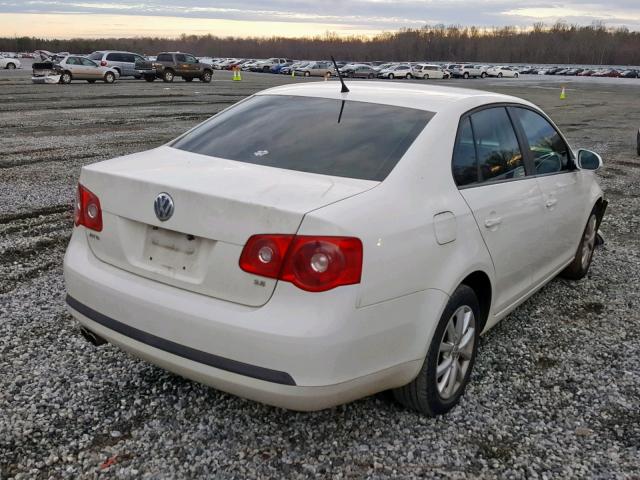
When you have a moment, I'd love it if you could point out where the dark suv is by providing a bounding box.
[154,52,213,83]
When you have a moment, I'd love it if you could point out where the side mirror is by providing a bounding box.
[576,149,603,171]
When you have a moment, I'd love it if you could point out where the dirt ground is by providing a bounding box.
[1,68,639,478]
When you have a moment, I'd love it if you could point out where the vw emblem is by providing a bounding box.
[154,192,174,222]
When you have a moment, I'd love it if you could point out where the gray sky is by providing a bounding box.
[1,0,639,37]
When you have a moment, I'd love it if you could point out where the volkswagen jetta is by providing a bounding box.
[64,82,606,415]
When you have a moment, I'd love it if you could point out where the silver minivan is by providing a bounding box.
[88,51,148,78]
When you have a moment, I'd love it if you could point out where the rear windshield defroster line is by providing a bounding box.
[171,95,434,182]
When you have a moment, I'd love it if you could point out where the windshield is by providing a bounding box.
[172,95,433,182]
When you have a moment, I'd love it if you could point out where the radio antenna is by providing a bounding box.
[331,56,349,93]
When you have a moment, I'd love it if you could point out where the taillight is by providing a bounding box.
[239,234,362,292]
[74,184,103,232]
[100,60,107,66]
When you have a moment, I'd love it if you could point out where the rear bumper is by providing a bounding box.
[64,229,447,410]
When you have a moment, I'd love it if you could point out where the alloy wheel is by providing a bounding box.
[436,305,476,400]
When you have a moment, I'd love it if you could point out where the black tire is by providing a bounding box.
[184,77,193,82]
[406,73,413,79]
[389,73,395,79]
[560,211,598,280]
[498,72,503,78]
[6,62,16,70]
[368,73,375,79]
[162,70,174,83]
[481,72,487,78]
[104,72,115,84]
[424,74,430,80]
[463,72,469,79]
[263,66,270,72]
[514,73,519,78]
[393,285,480,416]
[60,71,72,84]
[200,70,212,82]
[144,76,155,82]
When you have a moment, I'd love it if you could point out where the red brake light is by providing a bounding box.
[238,234,293,279]
[100,60,107,66]
[74,184,103,232]
[239,234,362,292]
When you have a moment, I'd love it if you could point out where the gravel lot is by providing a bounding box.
[1,68,639,479]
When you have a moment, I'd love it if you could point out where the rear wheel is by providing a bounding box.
[406,73,413,79]
[6,62,16,70]
[368,73,375,79]
[498,72,503,78]
[104,72,115,84]
[162,70,175,83]
[389,73,395,79]
[561,212,598,280]
[481,72,487,78]
[60,71,72,84]
[201,70,212,82]
[463,72,469,79]
[514,73,519,78]
[393,285,480,416]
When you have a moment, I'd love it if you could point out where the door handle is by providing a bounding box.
[484,217,502,228]
[545,198,558,208]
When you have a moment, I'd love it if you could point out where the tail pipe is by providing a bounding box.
[80,326,107,346]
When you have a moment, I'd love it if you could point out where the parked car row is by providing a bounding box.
[23,48,640,84]
[519,66,639,78]
[31,50,214,84]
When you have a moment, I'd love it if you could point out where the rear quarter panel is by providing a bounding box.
[298,111,495,309]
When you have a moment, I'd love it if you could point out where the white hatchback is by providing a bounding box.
[64,82,606,415]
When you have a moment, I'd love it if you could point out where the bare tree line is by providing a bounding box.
[2,22,639,65]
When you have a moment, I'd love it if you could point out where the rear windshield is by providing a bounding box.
[88,52,103,60]
[171,95,433,181]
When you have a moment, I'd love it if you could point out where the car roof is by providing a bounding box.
[260,82,533,114]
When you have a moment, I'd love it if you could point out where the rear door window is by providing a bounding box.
[469,107,525,183]
[172,95,433,181]
[157,53,173,62]
[106,53,122,61]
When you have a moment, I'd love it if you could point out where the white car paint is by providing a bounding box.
[0,57,21,69]
[413,64,448,79]
[64,82,604,411]
[487,66,519,78]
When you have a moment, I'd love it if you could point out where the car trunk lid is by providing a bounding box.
[79,146,377,306]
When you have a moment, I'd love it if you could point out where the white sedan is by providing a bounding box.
[487,66,520,78]
[0,57,21,69]
[64,82,606,415]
